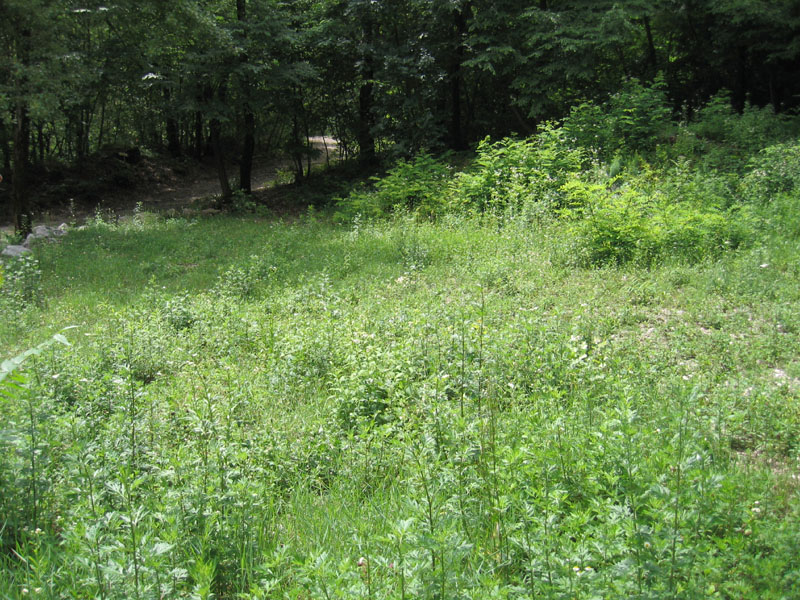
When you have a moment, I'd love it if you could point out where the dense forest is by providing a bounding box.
[2,0,800,230]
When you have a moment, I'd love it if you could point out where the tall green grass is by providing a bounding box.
[1,91,799,598]
[1,198,798,598]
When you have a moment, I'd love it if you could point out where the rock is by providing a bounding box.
[32,225,51,237]
[2,245,32,257]
[53,223,68,236]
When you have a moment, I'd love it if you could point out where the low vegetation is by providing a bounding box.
[1,92,799,599]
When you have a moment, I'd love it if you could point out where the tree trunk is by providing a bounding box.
[448,3,469,151]
[240,110,255,192]
[237,0,255,193]
[291,114,304,184]
[642,16,657,76]
[0,119,11,172]
[12,24,33,235]
[357,14,377,168]
[13,101,32,235]
[164,88,181,158]
[97,96,106,151]
[211,84,231,202]
[357,72,376,167]
[194,111,204,159]
[36,122,44,166]
[211,116,231,201]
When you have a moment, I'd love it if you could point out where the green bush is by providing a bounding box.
[0,255,43,324]
[681,93,799,171]
[563,76,673,156]
[567,183,754,267]
[449,125,584,215]
[741,141,800,204]
[334,153,453,221]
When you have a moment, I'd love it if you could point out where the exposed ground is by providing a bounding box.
[0,136,338,233]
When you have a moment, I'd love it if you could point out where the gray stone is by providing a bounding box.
[2,245,32,257]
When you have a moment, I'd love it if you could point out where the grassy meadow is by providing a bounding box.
[2,100,800,599]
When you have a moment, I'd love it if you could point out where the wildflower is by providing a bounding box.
[358,557,367,568]
[644,542,651,549]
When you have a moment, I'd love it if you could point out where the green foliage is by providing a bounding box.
[335,153,453,221]
[741,141,800,204]
[563,76,673,156]
[682,93,799,170]
[0,255,44,331]
[2,122,800,598]
[449,126,584,215]
[565,171,754,267]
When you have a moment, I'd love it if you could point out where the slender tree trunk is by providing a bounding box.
[240,111,254,192]
[97,96,106,151]
[164,88,181,157]
[357,14,377,168]
[237,0,255,193]
[194,111,204,159]
[304,118,311,178]
[13,101,32,235]
[448,3,469,150]
[0,119,11,172]
[291,114,304,184]
[12,25,33,235]
[36,122,44,166]
[358,70,376,167]
[642,16,657,76]
[211,85,231,202]
[733,45,747,112]
[211,117,231,201]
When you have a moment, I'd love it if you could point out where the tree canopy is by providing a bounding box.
[2,0,799,230]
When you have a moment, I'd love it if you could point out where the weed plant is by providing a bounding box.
[1,99,799,598]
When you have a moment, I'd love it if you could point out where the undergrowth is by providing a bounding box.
[1,90,799,599]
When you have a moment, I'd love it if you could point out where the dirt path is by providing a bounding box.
[1,136,338,234]
[132,136,338,215]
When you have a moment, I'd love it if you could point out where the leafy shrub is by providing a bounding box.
[693,94,792,152]
[680,93,799,171]
[564,76,673,156]
[161,293,197,331]
[449,125,584,215]
[216,254,277,299]
[567,184,754,266]
[0,254,44,322]
[334,153,452,221]
[741,141,800,204]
